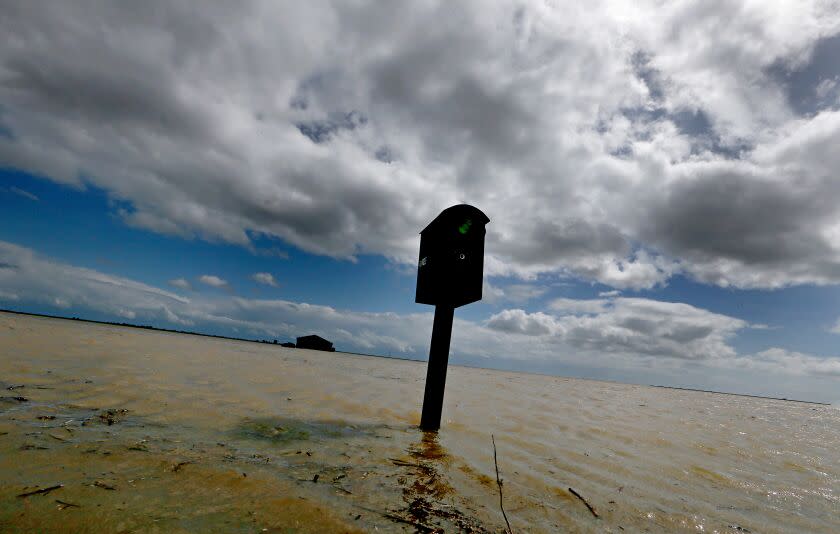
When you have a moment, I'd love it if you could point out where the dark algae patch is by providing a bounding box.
[387,432,489,533]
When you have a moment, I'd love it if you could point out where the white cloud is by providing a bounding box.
[7,186,39,201]
[198,275,227,288]
[502,284,548,304]
[251,272,278,287]
[598,290,620,297]
[1,2,840,289]
[168,278,191,290]
[815,77,838,100]
[481,280,506,304]
[0,241,190,320]
[727,348,840,377]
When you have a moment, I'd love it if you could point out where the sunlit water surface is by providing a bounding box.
[1,312,838,533]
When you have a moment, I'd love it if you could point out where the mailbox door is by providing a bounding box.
[450,230,485,307]
[416,235,442,305]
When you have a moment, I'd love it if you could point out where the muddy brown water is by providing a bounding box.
[1,312,838,532]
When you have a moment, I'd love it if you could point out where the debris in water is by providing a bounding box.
[492,435,513,534]
[127,441,149,451]
[17,484,63,498]
[389,458,424,469]
[382,511,438,533]
[172,461,191,472]
[20,443,49,451]
[97,409,128,426]
[56,499,80,510]
[93,480,116,491]
[569,487,599,518]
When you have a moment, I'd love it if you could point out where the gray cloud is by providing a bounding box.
[1,2,840,289]
[548,298,610,315]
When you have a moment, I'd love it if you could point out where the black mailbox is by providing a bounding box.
[416,204,490,308]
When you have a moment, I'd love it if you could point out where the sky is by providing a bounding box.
[2,1,840,402]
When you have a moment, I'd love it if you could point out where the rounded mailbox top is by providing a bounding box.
[420,204,490,235]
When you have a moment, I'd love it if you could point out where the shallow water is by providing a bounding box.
[1,311,838,532]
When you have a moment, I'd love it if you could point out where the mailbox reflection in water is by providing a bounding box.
[415,204,490,308]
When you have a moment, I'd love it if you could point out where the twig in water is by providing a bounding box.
[16,484,63,498]
[56,499,80,510]
[389,458,424,469]
[568,487,599,518]
[492,435,513,534]
[172,461,191,472]
[382,512,437,533]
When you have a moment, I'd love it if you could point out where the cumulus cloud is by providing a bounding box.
[1,2,840,289]
[559,298,747,361]
[494,298,747,361]
[251,272,278,287]
[485,309,559,336]
[198,275,227,288]
[168,278,191,290]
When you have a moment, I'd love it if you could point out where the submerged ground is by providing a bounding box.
[0,311,838,533]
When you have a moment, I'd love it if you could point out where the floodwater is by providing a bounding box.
[1,312,838,533]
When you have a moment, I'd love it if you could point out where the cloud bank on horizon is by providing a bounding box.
[1,240,839,402]
[1,1,840,290]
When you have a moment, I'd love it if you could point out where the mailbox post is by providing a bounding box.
[416,204,489,431]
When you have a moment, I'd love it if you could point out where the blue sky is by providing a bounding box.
[2,2,840,402]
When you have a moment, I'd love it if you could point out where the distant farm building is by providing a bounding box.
[296,335,335,352]
[280,342,296,348]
